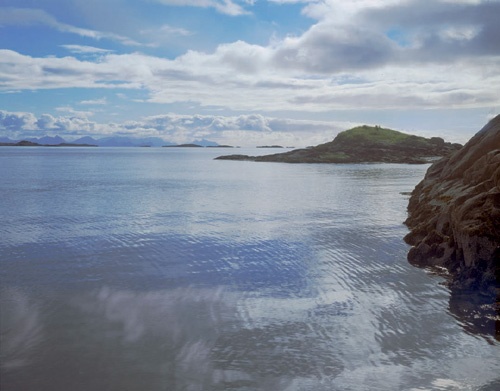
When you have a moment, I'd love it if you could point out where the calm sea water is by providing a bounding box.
[0,147,498,391]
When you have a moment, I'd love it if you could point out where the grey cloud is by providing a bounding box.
[366,1,500,31]
[253,80,316,90]
[289,89,495,110]
[270,1,500,74]
[0,110,37,130]
[290,93,435,109]
[363,1,500,61]
[272,23,396,73]
[36,114,57,130]
[266,117,334,133]
[41,66,85,77]
[235,114,272,131]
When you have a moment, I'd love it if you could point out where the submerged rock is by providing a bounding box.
[216,125,461,164]
[404,115,500,295]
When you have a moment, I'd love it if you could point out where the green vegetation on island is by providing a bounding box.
[216,125,462,164]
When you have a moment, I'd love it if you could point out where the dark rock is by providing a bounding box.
[164,144,203,148]
[50,142,96,147]
[206,145,234,148]
[0,140,97,147]
[257,145,284,148]
[404,115,500,296]
[16,140,41,146]
[216,125,461,164]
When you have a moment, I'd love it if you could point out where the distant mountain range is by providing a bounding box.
[0,135,222,147]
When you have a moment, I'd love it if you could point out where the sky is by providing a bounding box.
[0,0,499,146]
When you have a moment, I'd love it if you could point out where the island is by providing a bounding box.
[0,140,97,147]
[404,115,500,295]
[215,125,462,164]
[206,145,235,148]
[163,144,204,148]
[257,145,284,149]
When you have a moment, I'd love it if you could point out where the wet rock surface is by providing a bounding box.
[404,115,500,296]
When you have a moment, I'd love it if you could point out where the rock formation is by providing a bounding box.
[216,125,462,164]
[404,115,500,295]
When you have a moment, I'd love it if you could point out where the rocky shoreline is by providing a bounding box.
[404,115,500,296]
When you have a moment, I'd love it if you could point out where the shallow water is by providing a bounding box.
[1,147,499,390]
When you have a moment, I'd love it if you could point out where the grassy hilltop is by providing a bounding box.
[216,125,462,164]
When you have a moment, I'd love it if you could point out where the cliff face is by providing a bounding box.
[216,125,461,164]
[404,115,500,294]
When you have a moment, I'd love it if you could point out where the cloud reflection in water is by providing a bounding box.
[0,289,43,370]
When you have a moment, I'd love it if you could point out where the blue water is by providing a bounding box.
[1,147,499,390]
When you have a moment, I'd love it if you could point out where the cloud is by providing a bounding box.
[79,98,108,105]
[61,45,114,55]
[122,112,340,135]
[360,0,500,61]
[157,24,193,37]
[118,113,348,145]
[0,110,37,130]
[138,24,195,49]
[271,24,395,73]
[140,24,194,41]
[0,49,141,90]
[150,0,251,15]
[2,32,499,114]
[35,113,98,134]
[0,109,348,146]
[0,7,142,46]
[0,1,499,116]
[55,106,95,117]
[271,0,500,72]
[0,110,103,138]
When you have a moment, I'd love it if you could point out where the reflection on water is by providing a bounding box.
[448,289,500,343]
[75,286,229,390]
[1,148,499,390]
[3,282,499,390]
[1,285,344,390]
[1,286,231,390]
[407,263,499,343]
[0,289,43,370]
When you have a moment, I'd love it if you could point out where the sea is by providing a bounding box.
[0,147,499,391]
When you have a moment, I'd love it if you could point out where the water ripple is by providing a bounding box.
[1,151,499,390]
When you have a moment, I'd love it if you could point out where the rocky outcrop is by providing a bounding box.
[216,125,462,164]
[404,115,500,295]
